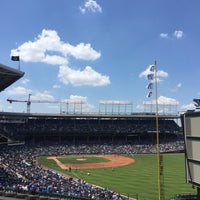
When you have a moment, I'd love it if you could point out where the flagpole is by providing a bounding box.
[155,60,161,200]
[11,55,20,70]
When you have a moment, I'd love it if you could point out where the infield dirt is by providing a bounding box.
[48,155,135,169]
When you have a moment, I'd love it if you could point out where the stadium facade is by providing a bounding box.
[0,111,181,145]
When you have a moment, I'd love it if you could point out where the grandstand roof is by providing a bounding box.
[0,63,24,92]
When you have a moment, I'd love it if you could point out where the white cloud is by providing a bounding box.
[65,43,101,60]
[80,0,102,14]
[170,82,182,92]
[157,96,179,105]
[58,65,110,86]
[69,95,95,113]
[157,70,168,78]
[10,29,106,87]
[160,30,184,39]
[181,103,196,111]
[29,91,60,113]
[79,7,86,14]
[136,104,144,110]
[0,104,4,111]
[59,95,93,113]
[42,54,68,65]
[160,33,169,39]
[30,91,55,101]
[173,30,183,39]
[139,64,168,82]
[6,86,31,96]
[21,78,30,84]
[69,95,87,101]
[139,96,179,113]
[52,84,61,89]
[11,29,101,65]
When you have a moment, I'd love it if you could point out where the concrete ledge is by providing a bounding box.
[39,196,49,200]
[0,191,5,196]
[48,198,59,200]
[26,195,40,200]
[4,192,16,197]
[16,193,28,199]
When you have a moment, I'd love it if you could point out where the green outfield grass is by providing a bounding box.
[38,154,196,200]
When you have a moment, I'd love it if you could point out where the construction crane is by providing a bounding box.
[7,94,59,113]
[7,93,32,113]
[7,94,85,114]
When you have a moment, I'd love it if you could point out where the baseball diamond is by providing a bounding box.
[48,155,135,169]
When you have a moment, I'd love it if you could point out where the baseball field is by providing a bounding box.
[38,153,196,200]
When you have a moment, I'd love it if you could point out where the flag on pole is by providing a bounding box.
[149,65,155,72]
[11,56,20,61]
[146,91,152,98]
[146,82,153,90]
[145,63,156,99]
[147,73,154,80]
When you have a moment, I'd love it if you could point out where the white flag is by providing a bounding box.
[147,74,154,80]
[146,91,152,98]
[149,65,155,72]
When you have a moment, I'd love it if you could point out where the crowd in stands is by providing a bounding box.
[0,141,184,200]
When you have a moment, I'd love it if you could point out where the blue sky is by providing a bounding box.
[0,0,199,114]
